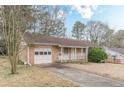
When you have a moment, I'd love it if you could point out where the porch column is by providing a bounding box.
[85,47,88,62]
[60,47,63,63]
[75,48,77,60]
[82,48,83,60]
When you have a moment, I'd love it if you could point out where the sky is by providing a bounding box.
[61,5,124,37]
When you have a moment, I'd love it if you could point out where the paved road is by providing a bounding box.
[38,64,124,87]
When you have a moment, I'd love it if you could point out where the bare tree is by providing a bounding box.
[85,21,113,47]
[37,6,66,37]
[107,30,124,48]
[0,6,33,74]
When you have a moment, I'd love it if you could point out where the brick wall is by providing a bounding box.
[52,46,59,63]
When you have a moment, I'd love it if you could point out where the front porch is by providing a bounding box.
[57,47,88,62]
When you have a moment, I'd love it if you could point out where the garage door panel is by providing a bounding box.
[34,48,52,64]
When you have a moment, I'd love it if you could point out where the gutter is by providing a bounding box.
[28,43,89,48]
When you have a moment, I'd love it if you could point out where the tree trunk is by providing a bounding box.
[11,64,17,74]
[10,56,18,74]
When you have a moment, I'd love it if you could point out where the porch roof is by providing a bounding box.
[24,32,90,47]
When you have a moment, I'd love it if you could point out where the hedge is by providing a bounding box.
[88,47,107,63]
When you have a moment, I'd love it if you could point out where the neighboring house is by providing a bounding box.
[19,32,90,65]
[105,47,124,64]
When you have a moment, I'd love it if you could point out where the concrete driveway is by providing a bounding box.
[38,64,124,87]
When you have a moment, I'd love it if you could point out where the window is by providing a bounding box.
[40,52,43,55]
[44,52,47,55]
[48,52,51,55]
[83,48,86,53]
[35,51,39,55]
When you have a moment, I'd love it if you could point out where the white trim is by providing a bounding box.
[32,43,58,46]
[27,43,89,48]
[59,45,89,48]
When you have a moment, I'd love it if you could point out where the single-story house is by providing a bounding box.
[19,32,90,65]
[105,47,124,64]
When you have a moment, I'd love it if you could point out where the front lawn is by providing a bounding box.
[63,63,124,81]
[0,57,78,87]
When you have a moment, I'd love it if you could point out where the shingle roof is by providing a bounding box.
[110,48,124,54]
[24,32,90,47]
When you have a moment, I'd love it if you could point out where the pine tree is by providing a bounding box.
[72,21,85,40]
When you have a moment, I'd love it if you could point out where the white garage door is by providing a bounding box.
[34,48,52,64]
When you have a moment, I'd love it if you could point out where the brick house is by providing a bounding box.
[19,32,90,65]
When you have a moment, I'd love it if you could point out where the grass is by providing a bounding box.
[0,57,78,87]
[63,62,124,81]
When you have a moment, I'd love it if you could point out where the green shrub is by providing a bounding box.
[88,47,107,63]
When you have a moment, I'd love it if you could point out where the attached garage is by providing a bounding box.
[20,32,90,65]
[34,48,52,64]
